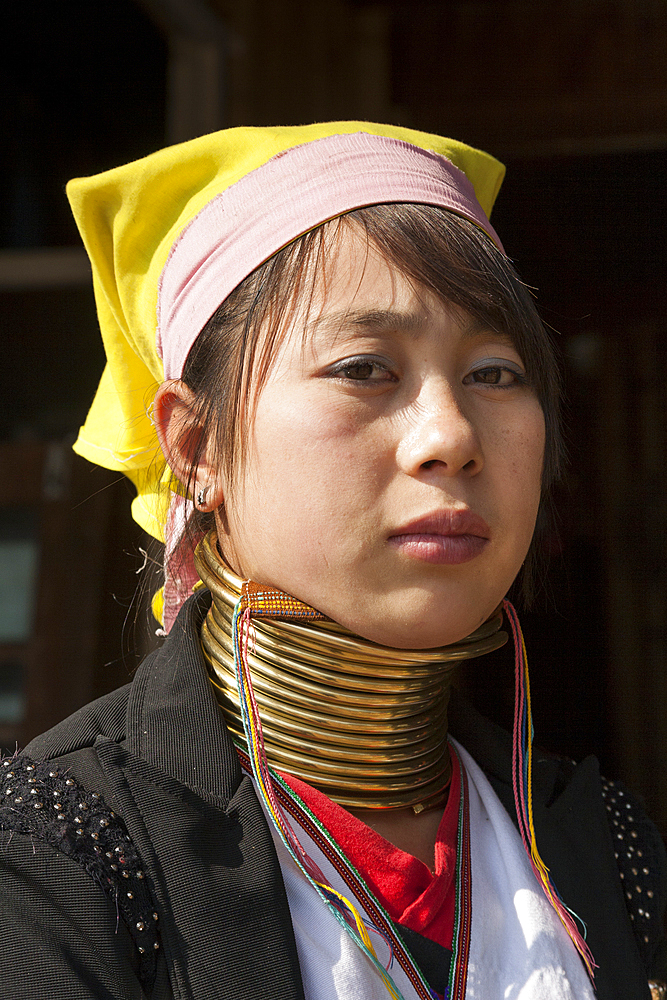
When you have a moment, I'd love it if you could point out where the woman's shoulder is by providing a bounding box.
[0,665,165,997]
[23,677,132,762]
[0,749,164,997]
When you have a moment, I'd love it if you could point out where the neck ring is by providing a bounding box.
[195,530,507,810]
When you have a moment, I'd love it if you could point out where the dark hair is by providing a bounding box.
[180,203,563,601]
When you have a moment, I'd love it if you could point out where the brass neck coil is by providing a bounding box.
[195,530,507,810]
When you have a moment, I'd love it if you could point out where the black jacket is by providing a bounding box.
[1,592,665,999]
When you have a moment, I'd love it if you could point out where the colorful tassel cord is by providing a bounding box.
[232,589,596,993]
[503,598,597,983]
[231,600,406,1000]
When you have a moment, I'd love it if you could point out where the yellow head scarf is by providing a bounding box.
[68,121,505,626]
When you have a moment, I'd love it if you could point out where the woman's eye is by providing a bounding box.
[466,365,527,388]
[326,357,394,382]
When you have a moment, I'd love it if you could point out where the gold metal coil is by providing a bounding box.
[229,727,448,781]
[206,665,448,747]
[195,531,506,810]
[263,719,445,759]
[207,601,459,691]
[202,628,446,721]
[212,698,450,757]
[247,722,445,766]
[330,783,450,811]
[267,754,451,809]
[203,613,448,708]
[207,668,449,737]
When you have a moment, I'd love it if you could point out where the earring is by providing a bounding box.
[197,485,211,509]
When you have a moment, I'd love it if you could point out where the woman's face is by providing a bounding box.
[217,226,545,648]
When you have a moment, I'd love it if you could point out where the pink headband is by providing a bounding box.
[156,132,503,379]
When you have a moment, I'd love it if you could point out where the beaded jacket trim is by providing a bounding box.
[0,755,160,990]
[601,775,663,971]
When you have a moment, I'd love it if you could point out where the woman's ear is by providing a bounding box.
[153,380,224,510]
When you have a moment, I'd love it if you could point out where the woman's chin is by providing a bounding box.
[358,624,485,650]
[335,600,498,650]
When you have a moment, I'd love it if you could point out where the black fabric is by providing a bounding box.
[0,835,155,1000]
[0,590,665,1000]
[0,757,159,988]
[394,923,452,997]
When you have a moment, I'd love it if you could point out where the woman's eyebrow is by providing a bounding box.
[307,308,427,338]
[459,315,515,346]
[307,308,517,350]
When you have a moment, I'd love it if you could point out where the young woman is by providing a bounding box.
[1,122,665,1000]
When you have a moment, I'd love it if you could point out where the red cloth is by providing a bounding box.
[279,745,460,950]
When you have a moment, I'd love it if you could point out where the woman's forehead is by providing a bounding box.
[290,225,514,351]
[301,223,444,325]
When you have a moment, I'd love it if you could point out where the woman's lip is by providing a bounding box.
[388,509,491,539]
[387,509,491,565]
[387,533,488,564]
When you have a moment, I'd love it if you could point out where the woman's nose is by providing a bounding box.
[396,383,483,478]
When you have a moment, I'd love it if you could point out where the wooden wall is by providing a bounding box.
[210,0,667,154]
